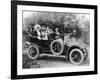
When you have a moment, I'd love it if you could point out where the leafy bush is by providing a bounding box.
[23,12,90,45]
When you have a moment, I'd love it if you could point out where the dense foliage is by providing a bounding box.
[23,12,90,45]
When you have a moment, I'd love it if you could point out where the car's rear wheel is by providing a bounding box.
[27,45,39,59]
[50,39,64,56]
[69,48,84,65]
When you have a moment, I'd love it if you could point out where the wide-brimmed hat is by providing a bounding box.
[34,24,41,30]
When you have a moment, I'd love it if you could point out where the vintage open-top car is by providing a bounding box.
[24,26,88,65]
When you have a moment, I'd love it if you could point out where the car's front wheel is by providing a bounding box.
[69,48,84,65]
[27,45,39,59]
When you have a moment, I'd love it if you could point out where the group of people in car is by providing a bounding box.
[29,24,60,40]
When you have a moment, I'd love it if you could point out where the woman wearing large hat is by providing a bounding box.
[33,24,41,40]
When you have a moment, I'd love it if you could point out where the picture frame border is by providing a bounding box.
[11,1,98,79]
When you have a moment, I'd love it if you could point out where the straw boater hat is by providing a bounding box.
[34,24,41,31]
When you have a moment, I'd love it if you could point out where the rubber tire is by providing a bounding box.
[69,48,84,65]
[83,48,88,60]
[50,39,64,56]
[27,45,39,59]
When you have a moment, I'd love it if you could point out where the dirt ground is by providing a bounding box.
[23,52,89,69]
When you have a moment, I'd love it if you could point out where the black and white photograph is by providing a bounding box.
[22,11,90,68]
[11,1,97,79]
